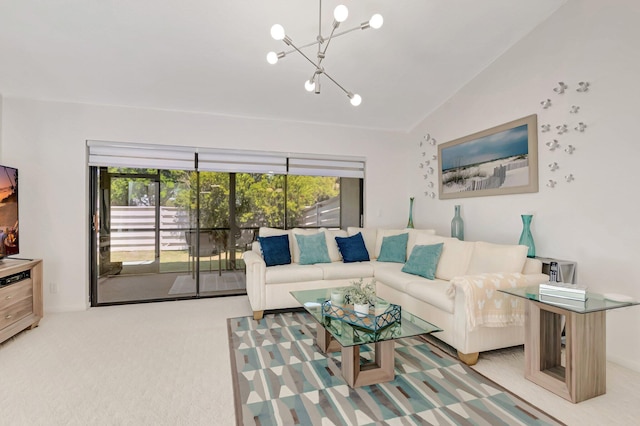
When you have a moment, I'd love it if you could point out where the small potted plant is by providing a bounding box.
[345,278,376,317]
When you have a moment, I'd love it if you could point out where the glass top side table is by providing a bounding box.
[500,285,638,403]
[500,285,638,314]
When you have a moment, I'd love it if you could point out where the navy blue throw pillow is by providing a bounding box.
[258,234,291,267]
[335,232,370,263]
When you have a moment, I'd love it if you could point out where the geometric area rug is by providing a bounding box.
[227,312,565,426]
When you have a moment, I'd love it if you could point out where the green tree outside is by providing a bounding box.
[106,167,339,229]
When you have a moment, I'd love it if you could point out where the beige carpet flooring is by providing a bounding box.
[1,296,639,425]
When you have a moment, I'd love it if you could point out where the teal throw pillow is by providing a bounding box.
[402,243,444,280]
[377,233,409,263]
[335,233,370,263]
[258,234,291,267]
[295,232,331,265]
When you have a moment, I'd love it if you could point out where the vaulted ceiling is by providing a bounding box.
[0,0,566,131]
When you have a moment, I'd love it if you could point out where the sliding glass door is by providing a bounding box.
[88,142,365,306]
[90,167,250,305]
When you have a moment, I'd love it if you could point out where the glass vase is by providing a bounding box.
[451,205,464,240]
[407,197,415,229]
[519,214,536,258]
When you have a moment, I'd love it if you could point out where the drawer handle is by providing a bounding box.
[5,315,12,319]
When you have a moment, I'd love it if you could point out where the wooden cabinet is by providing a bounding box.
[0,259,43,344]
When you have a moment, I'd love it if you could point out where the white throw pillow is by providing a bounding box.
[258,227,290,237]
[415,234,475,280]
[466,241,528,274]
[320,227,348,262]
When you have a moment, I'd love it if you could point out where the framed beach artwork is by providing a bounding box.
[438,114,539,199]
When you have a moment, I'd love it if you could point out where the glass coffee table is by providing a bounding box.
[500,285,639,403]
[291,288,441,388]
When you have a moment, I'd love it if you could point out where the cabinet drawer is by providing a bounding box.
[0,280,33,329]
[0,279,33,302]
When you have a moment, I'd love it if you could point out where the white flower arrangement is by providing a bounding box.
[344,278,376,305]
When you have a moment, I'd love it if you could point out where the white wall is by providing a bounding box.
[408,0,640,371]
[0,99,408,312]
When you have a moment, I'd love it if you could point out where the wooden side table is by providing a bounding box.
[500,286,638,403]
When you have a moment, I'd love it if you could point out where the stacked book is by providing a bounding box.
[539,282,588,308]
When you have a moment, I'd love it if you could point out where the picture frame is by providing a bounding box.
[438,114,538,199]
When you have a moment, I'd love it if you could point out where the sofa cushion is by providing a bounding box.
[320,228,348,262]
[317,262,375,280]
[335,233,370,263]
[405,279,455,313]
[295,232,331,265]
[257,234,291,267]
[402,243,444,280]
[265,263,324,284]
[415,234,475,280]
[466,241,528,274]
[377,233,409,263]
[372,262,410,293]
[347,227,378,260]
[291,228,319,263]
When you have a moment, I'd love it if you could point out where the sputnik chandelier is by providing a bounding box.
[266,0,383,106]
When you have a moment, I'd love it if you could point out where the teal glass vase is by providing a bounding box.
[407,197,415,229]
[451,205,464,240]
[519,214,536,258]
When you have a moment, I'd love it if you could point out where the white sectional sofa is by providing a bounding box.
[243,226,548,364]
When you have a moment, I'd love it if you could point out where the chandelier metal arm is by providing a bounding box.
[319,69,349,96]
[285,38,323,73]
[286,36,348,96]
[282,33,356,100]
[279,24,370,57]
[317,25,339,69]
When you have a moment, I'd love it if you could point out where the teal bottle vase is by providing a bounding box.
[519,214,536,258]
[407,197,415,229]
[451,205,464,240]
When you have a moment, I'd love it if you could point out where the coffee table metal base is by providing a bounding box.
[317,325,395,387]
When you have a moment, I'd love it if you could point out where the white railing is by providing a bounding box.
[109,206,189,252]
[298,196,340,227]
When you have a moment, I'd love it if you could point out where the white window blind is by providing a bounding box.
[288,156,365,178]
[87,141,196,171]
[87,141,364,178]
[197,148,287,174]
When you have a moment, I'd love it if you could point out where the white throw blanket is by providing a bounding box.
[447,272,528,330]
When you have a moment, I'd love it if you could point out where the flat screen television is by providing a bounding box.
[0,165,18,259]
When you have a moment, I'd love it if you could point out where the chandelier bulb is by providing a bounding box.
[304,79,316,92]
[349,93,362,106]
[369,14,384,29]
[333,5,349,23]
[266,51,285,65]
[270,24,286,41]
[266,52,278,65]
